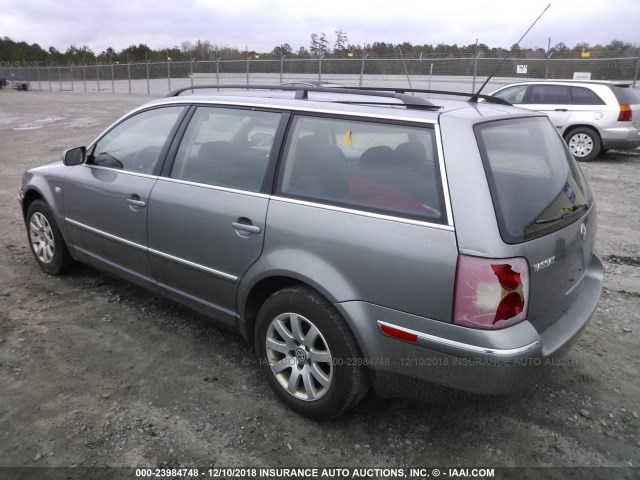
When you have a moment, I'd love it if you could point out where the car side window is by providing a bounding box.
[278,116,445,223]
[170,107,281,193]
[571,87,606,105]
[493,85,528,104]
[527,85,571,104]
[90,106,185,174]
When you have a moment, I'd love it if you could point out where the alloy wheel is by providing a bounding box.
[265,312,333,401]
[29,212,55,264]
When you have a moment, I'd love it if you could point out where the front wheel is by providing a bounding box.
[26,199,71,275]
[564,127,601,162]
[255,286,369,420]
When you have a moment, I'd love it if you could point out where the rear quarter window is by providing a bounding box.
[475,117,592,244]
[570,87,605,105]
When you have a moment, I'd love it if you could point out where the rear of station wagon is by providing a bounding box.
[19,86,603,419]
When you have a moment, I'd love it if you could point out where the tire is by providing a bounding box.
[255,286,369,420]
[564,127,601,162]
[26,199,72,275]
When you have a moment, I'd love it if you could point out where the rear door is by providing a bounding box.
[147,106,284,324]
[522,84,572,133]
[267,114,458,321]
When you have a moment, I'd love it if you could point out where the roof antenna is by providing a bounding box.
[469,3,551,102]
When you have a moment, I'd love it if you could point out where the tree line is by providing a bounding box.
[1,32,638,66]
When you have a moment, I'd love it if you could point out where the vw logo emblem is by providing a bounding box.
[580,223,587,240]
[295,347,307,365]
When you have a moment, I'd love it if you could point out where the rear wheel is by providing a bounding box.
[564,127,601,162]
[255,286,368,420]
[26,200,71,275]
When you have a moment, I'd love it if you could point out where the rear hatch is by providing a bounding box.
[612,84,640,130]
[474,116,596,332]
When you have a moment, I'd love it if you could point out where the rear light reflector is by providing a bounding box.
[453,255,529,329]
[380,324,418,342]
[618,104,632,122]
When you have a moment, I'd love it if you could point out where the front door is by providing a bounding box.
[63,106,187,287]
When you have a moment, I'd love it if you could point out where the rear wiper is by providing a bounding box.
[534,204,589,225]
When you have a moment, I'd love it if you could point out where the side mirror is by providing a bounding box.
[63,146,86,166]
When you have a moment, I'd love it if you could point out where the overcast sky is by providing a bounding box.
[1,0,639,54]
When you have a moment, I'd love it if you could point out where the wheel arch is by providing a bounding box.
[21,188,45,218]
[563,124,603,161]
[238,270,358,347]
[22,182,74,257]
[240,275,302,343]
[563,124,602,142]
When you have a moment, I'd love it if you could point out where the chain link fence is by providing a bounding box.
[2,55,639,96]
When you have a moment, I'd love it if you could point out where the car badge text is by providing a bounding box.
[533,256,556,272]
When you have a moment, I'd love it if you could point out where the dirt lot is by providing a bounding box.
[0,91,639,473]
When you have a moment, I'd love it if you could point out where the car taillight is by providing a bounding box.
[618,104,632,122]
[453,255,529,329]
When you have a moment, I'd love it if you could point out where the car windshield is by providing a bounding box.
[475,117,592,244]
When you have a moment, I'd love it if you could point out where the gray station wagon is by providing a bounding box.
[19,85,604,419]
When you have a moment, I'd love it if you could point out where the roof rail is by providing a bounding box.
[165,84,441,110]
[350,86,512,106]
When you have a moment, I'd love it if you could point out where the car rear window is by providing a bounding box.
[611,85,640,104]
[475,117,592,244]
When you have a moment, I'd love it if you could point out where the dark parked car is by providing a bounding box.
[20,85,603,419]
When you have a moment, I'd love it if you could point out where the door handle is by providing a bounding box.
[232,222,261,234]
[126,197,146,208]
[554,108,568,112]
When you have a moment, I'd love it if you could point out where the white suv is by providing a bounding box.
[491,81,640,161]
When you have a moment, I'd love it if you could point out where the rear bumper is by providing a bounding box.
[336,253,604,397]
[601,126,640,150]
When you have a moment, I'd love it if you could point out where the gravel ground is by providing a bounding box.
[0,90,638,475]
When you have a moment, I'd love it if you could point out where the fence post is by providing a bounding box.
[280,55,285,84]
[246,55,250,85]
[472,38,479,93]
[633,57,640,88]
[146,59,150,95]
[58,65,62,91]
[190,57,194,89]
[24,61,30,88]
[36,64,41,90]
[216,57,220,88]
[167,59,171,93]
[70,65,74,92]
[545,52,553,79]
[111,61,115,93]
[48,65,52,91]
[318,55,324,81]
[359,54,368,87]
[96,63,101,92]
[127,61,131,94]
